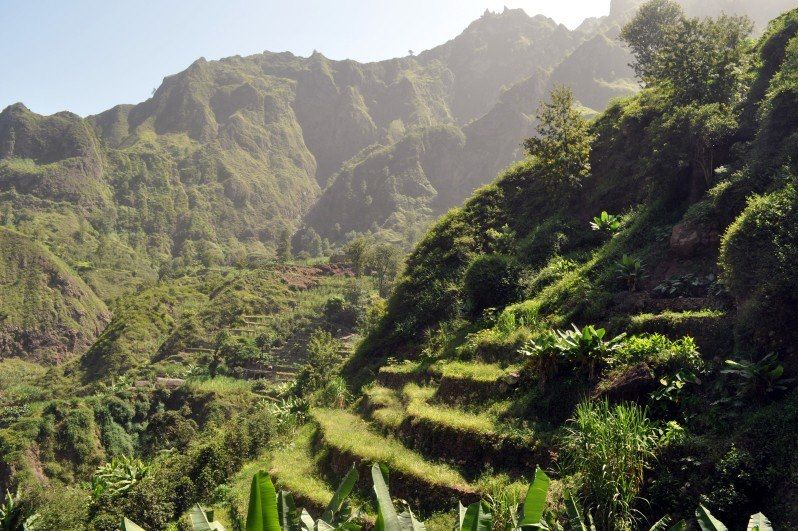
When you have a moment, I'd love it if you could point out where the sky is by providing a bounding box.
[0,0,612,117]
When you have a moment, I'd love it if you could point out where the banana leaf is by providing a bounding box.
[322,465,359,523]
[747,513,773,531]
[372,463,401,531]
[518,467,550,529]
[459,501,492,531]
[246,471,281,531]
[695,505,728,531]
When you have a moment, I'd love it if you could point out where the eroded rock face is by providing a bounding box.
[670,222,721,257]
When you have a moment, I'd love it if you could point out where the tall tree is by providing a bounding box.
[523,86,594,190]
[622,1,754,198]
[276,229,293,261]
[620,0,685,82]
[622,1,753,105]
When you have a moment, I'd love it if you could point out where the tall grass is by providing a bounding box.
[563,400,660,531]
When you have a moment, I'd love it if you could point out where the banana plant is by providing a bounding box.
[372,463,425,531]
[0,490,38,531]
[590,211,621,234]
[459,466,551,531]
[458,501,492,531]
[246,471,282,531]
[188,504,225,530]
[244,466,361,531]
[695,505,772,531]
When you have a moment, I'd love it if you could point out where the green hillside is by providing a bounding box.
[2,1,798,530]
[0,227,110,362]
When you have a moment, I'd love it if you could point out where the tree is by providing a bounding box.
[462,254,524,318]
[622,3,753,198]
[1,203,13,228]
[523,86,594,190]
[276,229,292,261]
[620,0,685,82]
[622,1,753,106]
[368,243,404,297]
[304,227,323,257]
[342,236,372,276]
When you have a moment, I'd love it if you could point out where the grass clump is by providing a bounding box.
[563,400,662,531]
[435,361,517,383]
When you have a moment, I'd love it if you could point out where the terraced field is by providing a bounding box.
[232,357,545,529]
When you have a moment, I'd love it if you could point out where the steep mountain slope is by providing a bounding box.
[342,7,798,526]
[0,227,109,363]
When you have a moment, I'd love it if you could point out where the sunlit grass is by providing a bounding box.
[403,384,496,435]
[270,424,335,508]
[312,409,471,489]
[434,360,518,382]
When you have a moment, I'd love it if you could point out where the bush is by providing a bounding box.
[613,334,702,374]
[462,254,524,318]
[720,183,798,351]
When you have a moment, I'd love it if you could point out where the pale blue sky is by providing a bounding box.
[0,0,611,117]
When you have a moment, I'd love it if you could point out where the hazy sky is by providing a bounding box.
[0,0,611,117]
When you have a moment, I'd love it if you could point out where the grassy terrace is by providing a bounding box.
[379,360,423,375]
[404,384,496,435]
[311,408,472,490]
[269,424,335,510]
[433,360,520,382]
[363,385,406,428]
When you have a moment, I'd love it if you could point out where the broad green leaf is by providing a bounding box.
[300,509,316,531]
[459,501,492,531]
[246,471,281,531]
[398,507,426,531]
[519,467,550,528]
[316,520,335,531]
[458,502,468,530]
[278,491,298,531]
[648,516,686,531]
[121,518,147,531]
[188,505,226,531]
[695,505,728,531]
[747,513,773,531]
[564,491,587,531]
[372,463,401,531]
[189,504,213,531]
[322,465,359,523]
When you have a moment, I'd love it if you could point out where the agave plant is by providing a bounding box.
[590,211,622,234]
[92,456,150,498]
[458,467,551,531]
[722,353,793,398]
[615,255,644,292]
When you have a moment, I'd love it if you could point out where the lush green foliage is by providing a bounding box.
[462,255,524,318]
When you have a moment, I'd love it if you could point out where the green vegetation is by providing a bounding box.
[4,1,798,529]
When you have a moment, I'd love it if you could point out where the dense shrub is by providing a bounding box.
[462,254,524,318]
[720,183,798,352]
